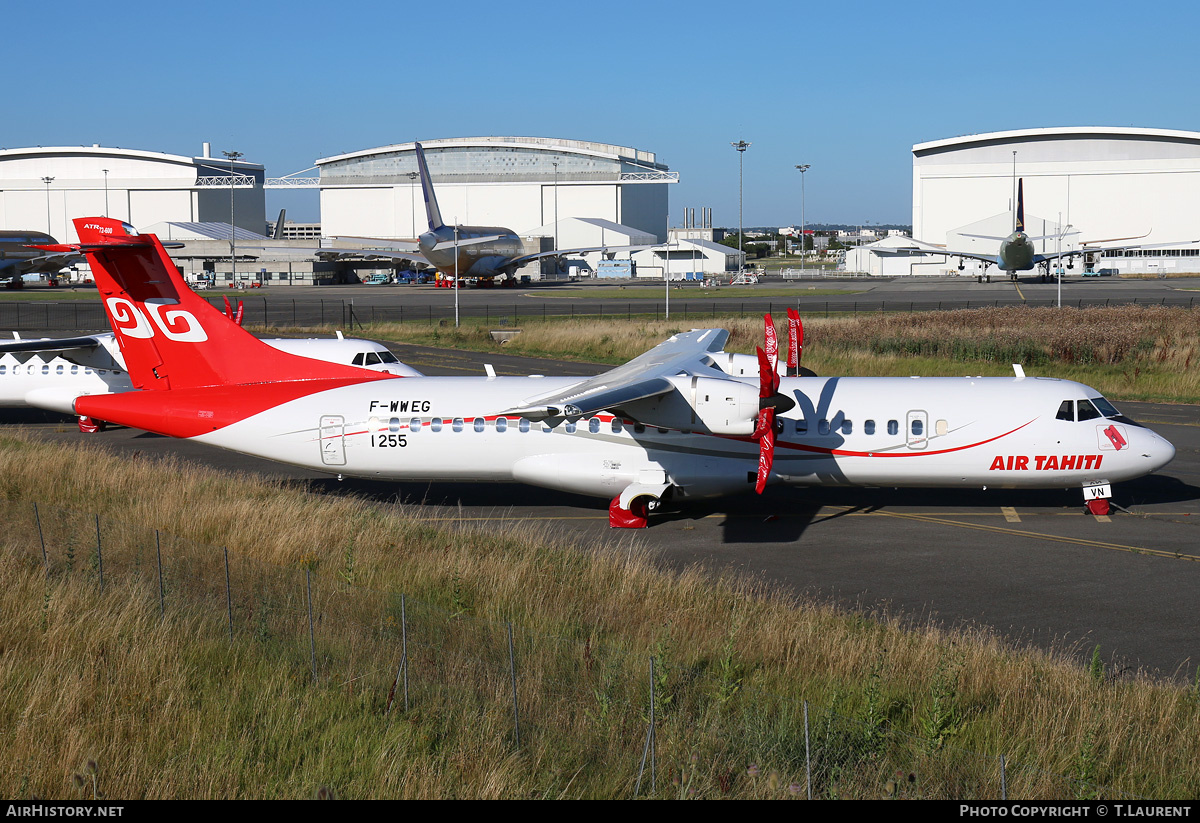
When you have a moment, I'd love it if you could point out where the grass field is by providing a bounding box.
[301,305,1200,403]
[3,426,1200,798]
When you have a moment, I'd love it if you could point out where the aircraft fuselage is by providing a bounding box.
[418,225,523,279]
[79,373,1174,502]
[998,231,1035,273]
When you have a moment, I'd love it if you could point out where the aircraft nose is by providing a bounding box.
[1140,429,1176,473]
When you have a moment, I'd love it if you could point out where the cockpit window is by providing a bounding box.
[1056,400,1074,421]
[1091,396,1121,418]
[378,351,399,363]
[1077,399,1102,421]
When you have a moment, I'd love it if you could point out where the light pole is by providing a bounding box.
[552,158,560,271]
[407,171,418,238]
[223,150,243,285]
[731,141,750,273]
[41,176,55,236]
[102,169,109,218]
[795,164,810,273]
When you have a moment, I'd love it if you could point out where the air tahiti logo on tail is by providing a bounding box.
[105,297,208,342]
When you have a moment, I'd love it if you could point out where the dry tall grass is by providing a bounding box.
[3,432,1200,798]
[314,305,1200,402]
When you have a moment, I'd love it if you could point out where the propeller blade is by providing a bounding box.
[786,308,802,373]
[754,408,775,494]
[223,295,232,319]
[763,313,779,371]
[757,346,780,397]
[234,300,244,327]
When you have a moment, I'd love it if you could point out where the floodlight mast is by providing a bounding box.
[223,150,243,284]
[731,141,751,273]
[795,164,811,273]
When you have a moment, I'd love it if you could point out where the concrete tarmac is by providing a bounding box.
[7,340,1200,680]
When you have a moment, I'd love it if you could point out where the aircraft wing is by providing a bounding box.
[0,333,106,354]
[0,332,124,370]
[505,244,658,269]
[328,235,421,252]
[247,245,431,265]
[504,328,730,418]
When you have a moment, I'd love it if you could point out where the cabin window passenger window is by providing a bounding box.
[589,418,600,433]
[389,417,400,432]
[566,421,577,433]
[56,365,63,374]
[430,418,443,432]
[452,418,464,432]
[888,420,899,436]
[0,366,6,375]
[795,419,807,433]
[1056,400,1074,421]
[474,418,486,432]
[864,419,876,435]
[41,366,49,375]
[70,365,78,374]
[817,419,830,435]
[612,420,623,434]
[1077,399,1101,421]
[633,423,645,434]
[496,417,508,432]
[410,418,421,432]
[911,419,924,436]
[519,419,531,433]
[841,420,852,435]
[542,422,553,432]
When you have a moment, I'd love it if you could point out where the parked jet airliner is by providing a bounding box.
[40,218,1174,525]
[298,142,653,284]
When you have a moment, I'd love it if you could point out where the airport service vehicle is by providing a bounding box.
[41,218,1175,526]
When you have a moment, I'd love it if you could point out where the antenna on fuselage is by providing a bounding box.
[414,142,446,232]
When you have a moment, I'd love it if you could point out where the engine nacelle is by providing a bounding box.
[706,352,763,378]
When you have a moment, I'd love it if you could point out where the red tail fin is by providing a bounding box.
[73,218,382,391]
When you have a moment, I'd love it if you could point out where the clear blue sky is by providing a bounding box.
[11,0,1199,229]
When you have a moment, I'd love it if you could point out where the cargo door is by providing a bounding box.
[319,415,346,466]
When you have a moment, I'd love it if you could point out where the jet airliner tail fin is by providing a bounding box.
[1015,178,1025,234]
[414,142,445,232]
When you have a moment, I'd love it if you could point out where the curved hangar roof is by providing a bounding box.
[316,137,670,184]
[913,126,1200,163]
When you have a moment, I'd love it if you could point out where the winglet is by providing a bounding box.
[414,143,445,232]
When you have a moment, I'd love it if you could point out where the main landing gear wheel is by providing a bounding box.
[78,416,107,434]
[608,495,658,529]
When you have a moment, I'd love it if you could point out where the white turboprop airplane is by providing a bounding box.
[0,328,422,432]
[37,218,1175,525]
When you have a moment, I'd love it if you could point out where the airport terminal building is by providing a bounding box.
[0,144,265,243]
[316,137,676,243]
[908,127,1200,276]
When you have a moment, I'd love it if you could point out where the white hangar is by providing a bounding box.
[0,144,265,243]
[912,127,1200,275]
[316,137,677,243]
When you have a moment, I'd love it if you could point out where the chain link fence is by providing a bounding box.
[5,498,1147,799]
[0,295,1197,333]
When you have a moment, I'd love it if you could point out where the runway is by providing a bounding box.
[7,339,1200,680]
